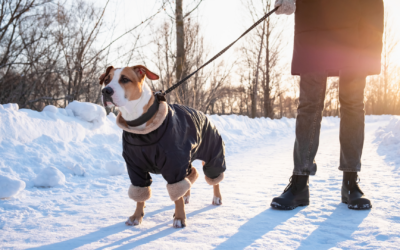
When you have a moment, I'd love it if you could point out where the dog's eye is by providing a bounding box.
[120,76,130,84]
[104,78,110,85]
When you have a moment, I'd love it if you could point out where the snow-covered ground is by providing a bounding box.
[0,102,399,249]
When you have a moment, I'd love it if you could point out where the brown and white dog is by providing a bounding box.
[99,65,224,228]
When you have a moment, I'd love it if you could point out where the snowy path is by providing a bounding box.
[1,117,400,249]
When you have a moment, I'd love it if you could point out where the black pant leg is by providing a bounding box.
[338,70,367,172]
[293,72,328,176]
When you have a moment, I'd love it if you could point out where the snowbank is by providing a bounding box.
[33,167,66,187]
[66,101,106,129]
[65,163,86,176]
[375,116,400,156]
[0,175,26,199]
[105,161,126,176]
[0,101,122,190]
[208,115,296,154]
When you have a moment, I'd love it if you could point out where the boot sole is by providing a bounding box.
[342,200,372,210]
[271,201,309,210]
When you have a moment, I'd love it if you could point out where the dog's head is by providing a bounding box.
[99,65,159,108]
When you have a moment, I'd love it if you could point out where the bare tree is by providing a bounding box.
[150,17,234,114]
[239,0,285,118]
[380,12,399,114]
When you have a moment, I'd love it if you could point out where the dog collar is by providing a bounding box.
[125,92,166,127]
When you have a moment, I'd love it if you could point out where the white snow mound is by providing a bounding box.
[42,105,59,119]
[376,117,400,144]
[71,164,86,176]
[33,167,66,187]
[43,105,58,114]
[0,175,26,199]
[65,162,86,176]
[105,161,126,176]
[376,116,400,156]
[66,101,106,129]
[2,103,19,111]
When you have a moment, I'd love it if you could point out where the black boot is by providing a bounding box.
[342,172,372,210]
[271,175,310,210]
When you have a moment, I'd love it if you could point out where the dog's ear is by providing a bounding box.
[99,66,114,85]
[132,65,159,81]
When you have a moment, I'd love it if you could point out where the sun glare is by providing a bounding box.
[386,0,400,68]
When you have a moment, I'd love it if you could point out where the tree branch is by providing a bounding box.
[84,0,168,67]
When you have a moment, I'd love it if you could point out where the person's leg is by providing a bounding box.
[338,70,371,210]
[271,72,327,210]
[293,72,328,175]
[338,70,366,172]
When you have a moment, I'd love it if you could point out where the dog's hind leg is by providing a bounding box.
[204,172,225,206]
[212,184,222,205]
[126,202,145,226]
[183,167,199,204]
[173,197,187,228]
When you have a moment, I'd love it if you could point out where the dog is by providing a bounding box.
[99,65,226,228]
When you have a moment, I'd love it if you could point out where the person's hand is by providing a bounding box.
[274,0,296,15]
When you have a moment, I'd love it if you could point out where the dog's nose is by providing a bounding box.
[102,87,114,96]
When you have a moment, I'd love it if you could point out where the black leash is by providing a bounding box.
[159,7,279,97]
[123,7,278,127]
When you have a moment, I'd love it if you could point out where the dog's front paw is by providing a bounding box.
[125,214,143,226]
[212,195,222,206]
[173,218,186,228]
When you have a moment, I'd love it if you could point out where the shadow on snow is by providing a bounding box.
[214,204,370,249]
[297,204,370,249]
[27,204,217,250]
[214,207,305,249]
[26,204,176,250]
[99,205,217,250]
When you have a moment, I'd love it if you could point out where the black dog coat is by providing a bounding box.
[122,104,226,188]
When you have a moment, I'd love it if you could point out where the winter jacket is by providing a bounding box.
[121,104,226,188]
[292,0,384,76]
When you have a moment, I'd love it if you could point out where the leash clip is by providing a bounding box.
[154,90,167,102]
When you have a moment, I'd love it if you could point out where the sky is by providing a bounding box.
[94,0,400,74]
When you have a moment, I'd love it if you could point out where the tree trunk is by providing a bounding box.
[264,16,271,119]
[165,26,171,103]
[252,20,266,118]
[175,0,186,103]
[279,93,283,118]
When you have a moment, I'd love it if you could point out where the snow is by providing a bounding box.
[0,103,399,249]
[2,103,19,111]
[33,166,66,187]
[66,101,106,129]
[105,161,126,176]
[65,163,86,177]
[376,117,400,147]
[0,175,26,199]
[42,105,58,114]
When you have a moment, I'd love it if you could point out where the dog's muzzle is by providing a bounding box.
[102,87,116,108]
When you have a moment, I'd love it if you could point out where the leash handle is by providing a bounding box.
[164,7,279,95]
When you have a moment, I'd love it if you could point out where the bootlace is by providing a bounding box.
[283,176,297,194]
[348,176,364,195]
[355,176,364,194]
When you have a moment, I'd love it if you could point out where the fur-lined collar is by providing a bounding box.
[116,102,169,134]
